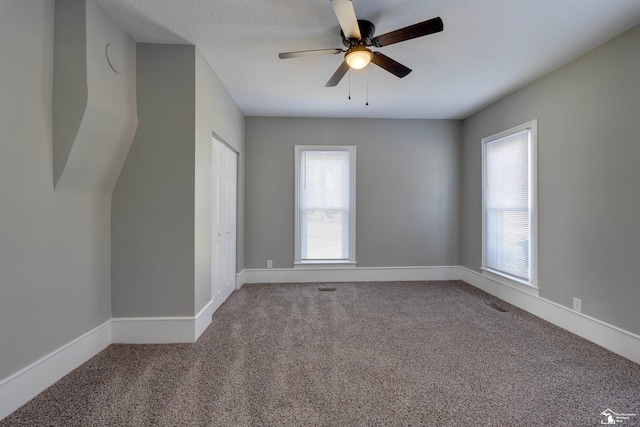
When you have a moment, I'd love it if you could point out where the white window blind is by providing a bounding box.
[295,146,355,263]
[483,121,536,285]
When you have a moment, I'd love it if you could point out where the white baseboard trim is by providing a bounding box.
[236,270,246,289]
[112,287,235,344]
[0,320,112,421]
[459,267,640,365]
[243,265,460,284]
[194,299,215,341]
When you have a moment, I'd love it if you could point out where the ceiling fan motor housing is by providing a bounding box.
[341,19,376,47]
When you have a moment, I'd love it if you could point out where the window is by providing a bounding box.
[295,146,356,265]
[482,120,537,287]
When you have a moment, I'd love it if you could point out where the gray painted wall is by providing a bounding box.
[0,1,132,380]
[112,44,245,317]
[53,0,137,195]
[112,44,196,317]
[461,25,640,335]
[194,49,245,313]
[245,118,461,269]
[52,0,87,187]
[58,0,138,194]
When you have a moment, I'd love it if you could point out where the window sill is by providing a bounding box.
[481,267,540,296]
[294,261,357,269]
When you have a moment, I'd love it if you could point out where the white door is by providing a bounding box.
[222,143,237,293]
[212,138,237,307]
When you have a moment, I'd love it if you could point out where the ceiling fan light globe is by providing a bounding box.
[346,47,373,69]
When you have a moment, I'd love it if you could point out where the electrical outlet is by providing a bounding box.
[267,260,273,269]
[573,297,582,313]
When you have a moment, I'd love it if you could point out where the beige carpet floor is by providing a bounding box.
[2,281,639,426]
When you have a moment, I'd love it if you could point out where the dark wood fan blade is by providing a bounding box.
[325,61,350,87]
[279,48,343,59]
[331,0,361,40]
[371,17,443,47]
[370,52,412,78]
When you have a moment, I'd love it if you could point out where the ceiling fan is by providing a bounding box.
[278,0,443,87]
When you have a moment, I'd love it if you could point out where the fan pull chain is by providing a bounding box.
[365,67,369,106]
[348,69,351,100]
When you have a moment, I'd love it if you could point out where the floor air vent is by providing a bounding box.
[318,287,337,292]
[487,302,508,312]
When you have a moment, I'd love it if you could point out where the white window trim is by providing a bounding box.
[294,145,357,266]
[481,120,538,289]
[293,261,357,269]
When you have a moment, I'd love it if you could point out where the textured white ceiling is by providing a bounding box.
[94,0,640,119]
